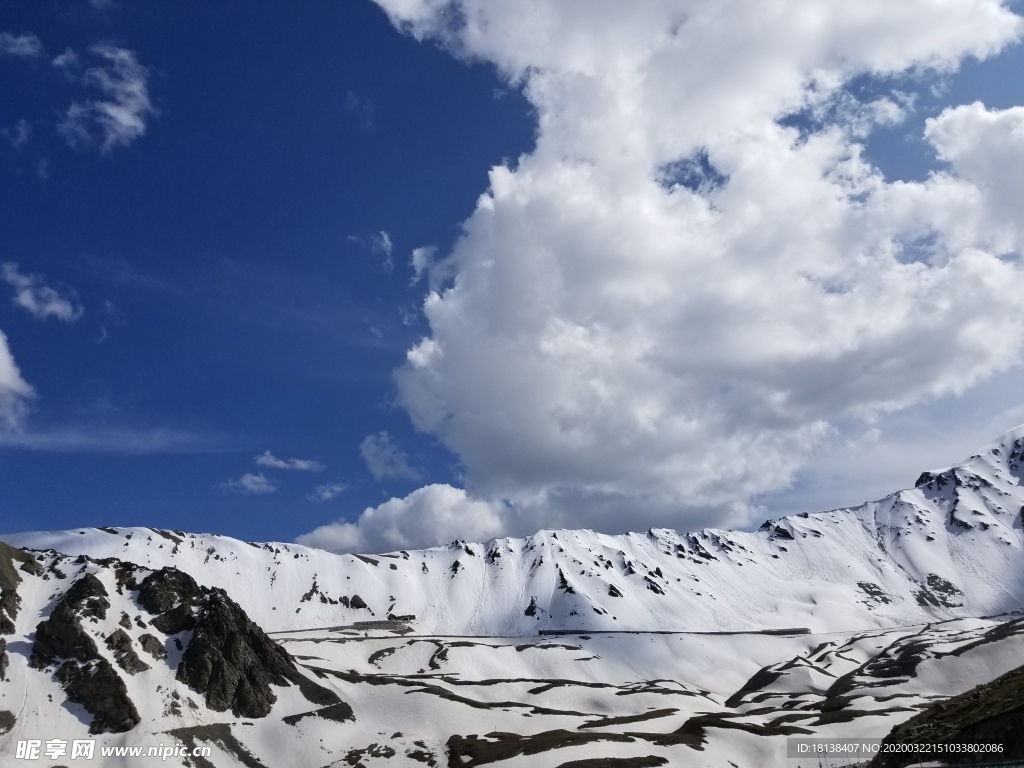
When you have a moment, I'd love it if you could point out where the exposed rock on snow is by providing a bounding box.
[177,586,339,717]
[105,628,150,675]
[872,657,1024,767]
[30,573,139,733]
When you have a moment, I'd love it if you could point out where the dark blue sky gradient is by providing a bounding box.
[0,0,533,541]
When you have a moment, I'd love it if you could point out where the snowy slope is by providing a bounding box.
[1,426,1024,767]
[6,426,1024,637]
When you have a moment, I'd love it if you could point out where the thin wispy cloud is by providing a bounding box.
[307,482,346,503]
[219,472,276,495]
[0,424,229,454]
[0,32,42,58]
[2,120,32,149]
[359,431,419,481]
[409,245,436,286]
[255,450,325,472]
[371,230,394,272]
[51,48,79,73]
[1,262,84,322]
[345,90,376,132]
[58,44,154,153]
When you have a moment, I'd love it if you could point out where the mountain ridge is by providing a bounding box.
[5,425,1024,638]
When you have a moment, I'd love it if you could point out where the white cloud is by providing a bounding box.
[255,450,325,472]
[371,230,395,271]
[0,330,34,433]
[307,482,347,502]
[51,48,79,72]
[364,0,1024,535]
[924,102,1024,252]
[296,483,507,552]
[58,45,154,153]
[359,430,420,481]
[409,245,437,286]
[1,263,84,322]
[219,472,276,495]
[0,32,42,58]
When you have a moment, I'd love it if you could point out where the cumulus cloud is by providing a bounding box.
[307,482,346,502]
[1,263,84,322]
[924,102,1024,251]
[219,472,276,495]
[0,330,34,433]
[359,430,420,481]
[358,0,1024,536]
[0,32,42,58]
[296,483,507,552]
[255,450,325,472]
[58,45,154,153]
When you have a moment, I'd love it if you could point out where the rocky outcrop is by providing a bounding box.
[137,566,340,718]
[138,567,203,635]
[138,633,167,660]
[0,541,30,636]
[177,588,340,717]
[55,658,141,734]
[30,573,140,734]
[30,576,107,667]
[105,629,150,675]
[870,661,1024,767]
[138,567,203,615]
[0,638,8,681]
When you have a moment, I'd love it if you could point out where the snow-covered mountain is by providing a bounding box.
[1,426,1023,766]
[7,426,1024,637]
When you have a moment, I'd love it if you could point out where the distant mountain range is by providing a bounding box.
[1,426,1023,766]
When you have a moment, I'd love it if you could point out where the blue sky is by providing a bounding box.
[2,0,1024,551]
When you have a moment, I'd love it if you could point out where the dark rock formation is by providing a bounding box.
[870,660,1024,767]
[176,587,339,717]
[138,567,203,615]
[30,573,140,734]
[138,567,204,634]
[0,594,14,636]
[137,566,340,718]
[0,637,8,680]
[139,633,167,660]
[31,595,102,668]
[1,542,30,635]
[55,659,140,734]
[65,573,110,621]
[105,629,150,674]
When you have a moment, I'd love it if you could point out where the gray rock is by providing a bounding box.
[31,598,100,667]
[30,573,140,734]
[137,567,202,615]
[105,629,150,675]
[138,633,167,660]
[1,586,21,635]
[56,658,140,734]
[0,637,8,680]
[175,587,340,717]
